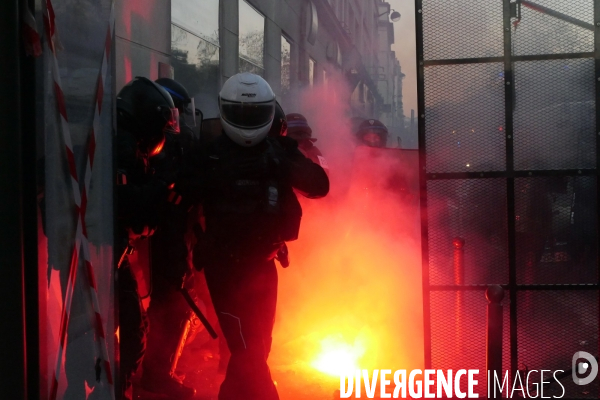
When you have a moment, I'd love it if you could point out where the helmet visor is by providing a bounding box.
[164,107,180,134]
[183,98,196,127]
[361,131,385,147]
[220,99,275,129]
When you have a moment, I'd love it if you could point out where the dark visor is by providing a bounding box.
[220,100,275,129]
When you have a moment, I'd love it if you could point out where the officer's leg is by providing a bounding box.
[140,225,196,398]
[193,269,230,373]
[141,274,196,398]
[260,259,278,359]
[142,277,183,370]
[205,257,279,400]
[118,262,148,400]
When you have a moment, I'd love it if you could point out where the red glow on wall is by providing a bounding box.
[119,0,153,37]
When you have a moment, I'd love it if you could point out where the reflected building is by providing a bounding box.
[117,0,405,122]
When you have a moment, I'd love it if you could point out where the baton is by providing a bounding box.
[180,287,218,339]
[117,244,135,269]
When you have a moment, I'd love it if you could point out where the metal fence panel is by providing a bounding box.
[422,0,504,60]
[516,290,598,398]
[513,59,595,171]
[427,179,508,285]
[424,63,506,173]
[515,176,598,284]
[417,0,599,396]
[512,0,594,56]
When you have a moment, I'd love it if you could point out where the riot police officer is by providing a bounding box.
[355,118,388,148]
[115,76,192,399]
[181,72,329,400]
[286,112,328,172]
[136,78,198,398]
[155,77,198,137]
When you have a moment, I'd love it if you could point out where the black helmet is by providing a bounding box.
[156,78,199,128]
[268,101,288,138]
[356,119,388,148]
[155,78,192,113]
[117,77,180,156]
[286,113,315,142]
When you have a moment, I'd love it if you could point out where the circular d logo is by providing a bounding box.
[572,351,598,385]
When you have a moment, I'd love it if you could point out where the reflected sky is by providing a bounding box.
[529,0,593,22]
[172,25,219,69]
[281,36,291,93]
[239,0,265,67]
[172,0,219,45]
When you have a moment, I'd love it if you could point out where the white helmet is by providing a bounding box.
[219,72,276,147]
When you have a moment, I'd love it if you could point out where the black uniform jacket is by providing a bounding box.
[177,133,329,259]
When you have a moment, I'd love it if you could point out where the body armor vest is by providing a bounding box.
[203,137,302,249]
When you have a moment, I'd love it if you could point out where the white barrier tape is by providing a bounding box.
[44,0,116,398]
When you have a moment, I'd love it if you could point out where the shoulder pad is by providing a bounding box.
[275,136,299,150]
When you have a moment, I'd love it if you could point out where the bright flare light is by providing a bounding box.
[311,336,366,377]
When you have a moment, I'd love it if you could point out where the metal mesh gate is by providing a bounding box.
[416,0,599,397]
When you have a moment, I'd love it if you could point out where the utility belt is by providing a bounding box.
[193,230,285,269]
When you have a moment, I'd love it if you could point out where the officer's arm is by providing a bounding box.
[116,130,169,233]
[117,179,168,235]
[278,136,329,198]
[172,144,208,204]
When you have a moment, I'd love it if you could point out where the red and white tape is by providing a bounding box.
[43,0,116,399]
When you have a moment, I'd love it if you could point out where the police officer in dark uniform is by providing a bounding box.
[286,113,319,160]
[155,77,199,146]
[286,113,328,172]
[355,118,388,148]
[137,78,199,398]
[116,76,183,399]
[181,72,329,400]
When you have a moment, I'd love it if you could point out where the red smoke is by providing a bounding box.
[270,73,425,399]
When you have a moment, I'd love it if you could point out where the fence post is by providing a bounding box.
[452,237,465,285]
[453,237,465,352]
[486,284,504,399]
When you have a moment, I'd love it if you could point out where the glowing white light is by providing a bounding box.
[311,337,366,377]
[312,347,359,376]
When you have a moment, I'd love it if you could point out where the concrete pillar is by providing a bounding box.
[265,18,282,97]
[220,0,239,83]
[115,0,171,88]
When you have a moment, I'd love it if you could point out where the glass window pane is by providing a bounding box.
[281,36,291,96]
[239,0,265,68]
[172,0,219,45]
[239,58,264,77]
[171,25,221,117]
